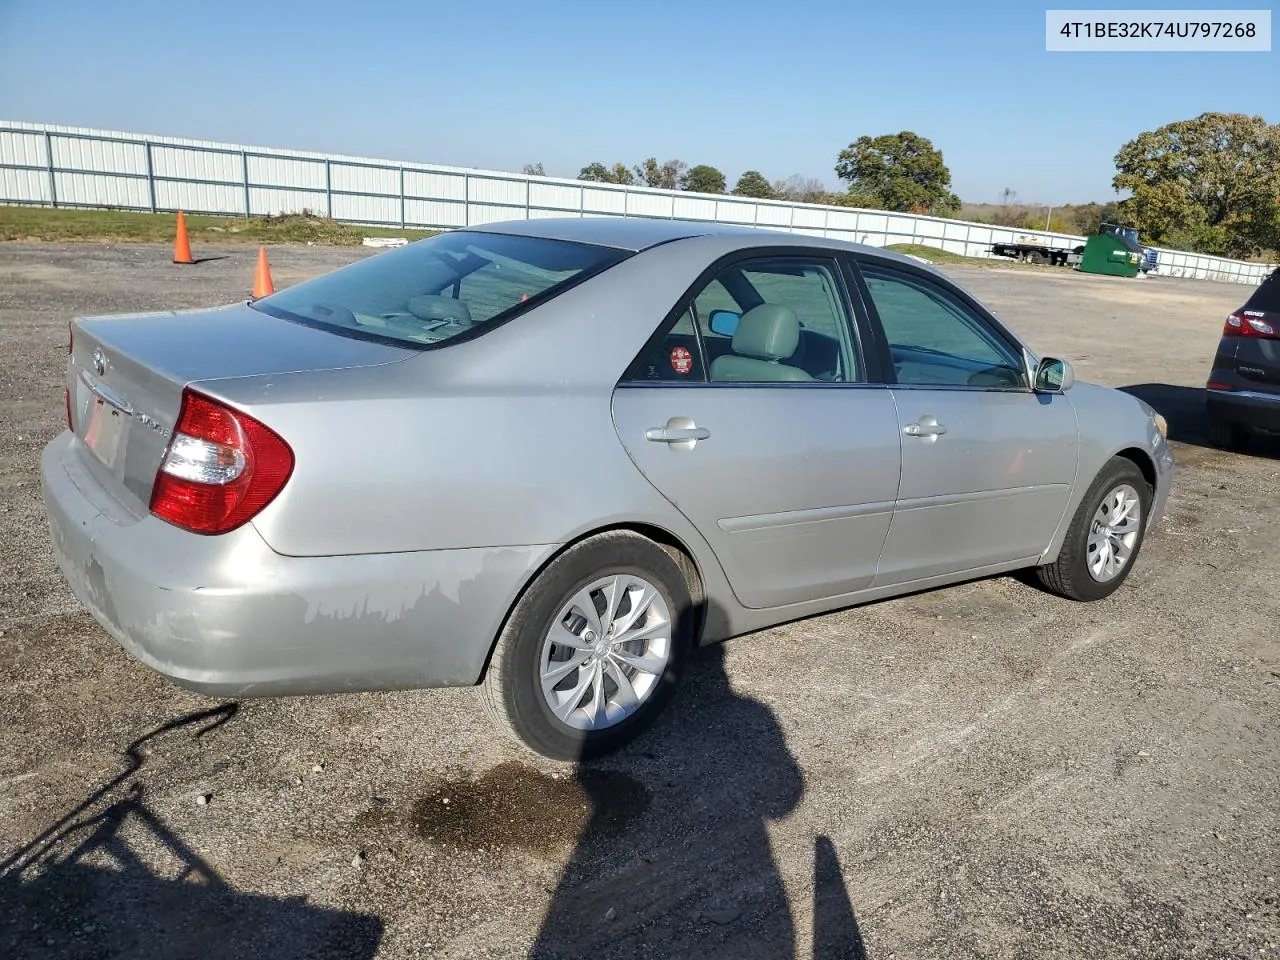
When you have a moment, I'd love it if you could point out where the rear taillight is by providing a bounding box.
[1223,311,1278,338]
[149,388,294,535]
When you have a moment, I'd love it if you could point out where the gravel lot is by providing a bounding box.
[1,242,1277,960]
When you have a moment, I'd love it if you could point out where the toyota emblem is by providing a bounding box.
[92,347,107,377]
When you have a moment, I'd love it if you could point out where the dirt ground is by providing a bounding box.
[0,242,1277,960]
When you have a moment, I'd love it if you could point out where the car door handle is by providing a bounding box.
[646,426,710,443]
[645,417,710,446]
[903,415,947,439]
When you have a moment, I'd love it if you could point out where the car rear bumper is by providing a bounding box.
[41,431,554,697]
[1206,387,1280,432]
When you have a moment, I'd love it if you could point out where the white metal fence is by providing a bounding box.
[1,121,1274,287]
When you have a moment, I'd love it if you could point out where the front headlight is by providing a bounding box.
[1154,413,1168,439]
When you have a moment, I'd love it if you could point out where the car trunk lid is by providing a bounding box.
[67,302,414,516]
[1232,324,1280,389]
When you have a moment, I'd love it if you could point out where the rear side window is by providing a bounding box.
[253,231,626,348]
[622,255,862,384]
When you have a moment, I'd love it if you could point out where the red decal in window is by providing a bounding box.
[670,345,693,375]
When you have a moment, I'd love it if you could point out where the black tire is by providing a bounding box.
[482,531,695,761]
[1034,457,1152,602]
[1206,414,1246,451]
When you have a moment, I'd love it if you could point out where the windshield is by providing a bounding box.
[1242,268,1280,315]
[252,231,627,348]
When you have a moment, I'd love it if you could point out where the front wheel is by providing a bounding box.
[482,531,694,761]
[1035,457,1152,601]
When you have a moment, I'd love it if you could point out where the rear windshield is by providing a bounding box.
[1242,268,1280,314]
[252,231,627,347]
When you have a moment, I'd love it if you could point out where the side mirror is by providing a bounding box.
[708,309,740,337]
[1034,357,1075,393]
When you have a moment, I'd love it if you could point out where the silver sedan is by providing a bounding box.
[41,218,1174,759]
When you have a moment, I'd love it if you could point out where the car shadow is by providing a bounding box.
[1120,383,1280,459]
[0,705,382,960]
[527,637,870,959]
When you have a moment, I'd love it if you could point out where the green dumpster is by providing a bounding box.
[1078,232,1142,277]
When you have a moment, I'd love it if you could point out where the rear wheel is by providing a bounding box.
[1206,414,1247,450]
[1035,457,1152,601]
[482,531,694,761]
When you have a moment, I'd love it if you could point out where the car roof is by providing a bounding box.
[461,216,954,283]
[466,216,796,252]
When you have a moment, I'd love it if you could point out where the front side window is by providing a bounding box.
[254,231,627,348]
[859,264,1026,389]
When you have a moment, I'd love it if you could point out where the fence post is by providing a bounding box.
[241,151,250,218]
[822,208,829,238]
[144,142,157,213]
[788,203,795,234]
[399,168,406,228]
[44,132,57,208]
[524,176,531,220]
[324,159,332,218]
[463,172,470,227]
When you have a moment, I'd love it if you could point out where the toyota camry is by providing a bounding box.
[42,218,1174,760]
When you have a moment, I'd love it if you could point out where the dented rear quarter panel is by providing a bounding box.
[43,431,560,693]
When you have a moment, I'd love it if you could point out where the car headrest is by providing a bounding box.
[732,304,800,360]
[406,295,474,326]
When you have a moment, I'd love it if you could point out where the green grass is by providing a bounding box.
[884,243,1044,270]
[883,243,993,265]
[0,205,438,245]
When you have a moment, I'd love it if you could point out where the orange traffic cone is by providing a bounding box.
[172,210,194,264]
[252,246,275,299]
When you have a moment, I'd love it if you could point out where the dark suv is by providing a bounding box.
[1206,268,1280,448]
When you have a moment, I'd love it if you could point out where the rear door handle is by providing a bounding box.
[903,415,947,440]
[645,416,710,449]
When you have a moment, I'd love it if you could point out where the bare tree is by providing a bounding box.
[772,175,827,203]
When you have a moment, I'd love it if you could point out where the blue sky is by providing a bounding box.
[0,0,1273,204]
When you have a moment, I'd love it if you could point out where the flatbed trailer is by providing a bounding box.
[989,240,1084,266]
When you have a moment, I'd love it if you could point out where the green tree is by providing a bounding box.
[1074,201,1125,236]
[680,164,727,194]
[1113,112,1280,257]
[632,157,686,190]
[834,131,960,216]
[731,170,775,199]
[578,162,635,185]
[829,192,881,209]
